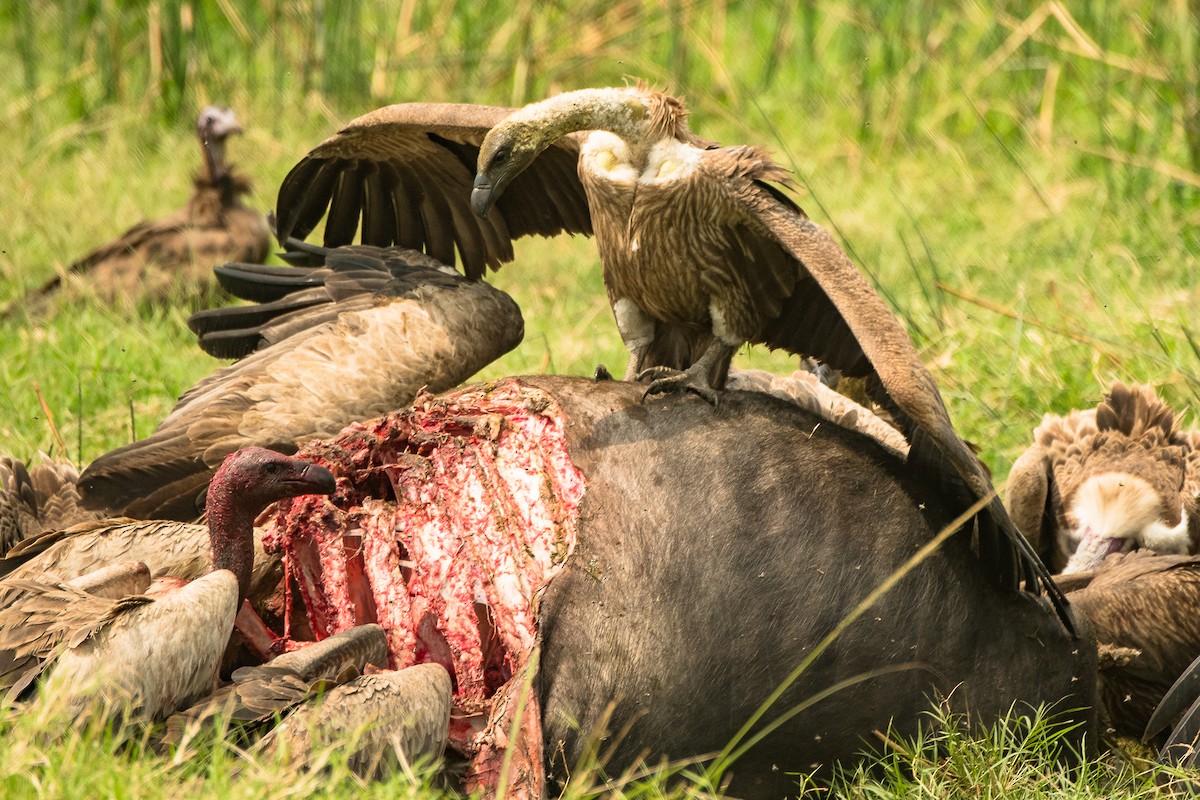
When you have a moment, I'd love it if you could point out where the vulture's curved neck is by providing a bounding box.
[511,88,658,150]
[204,484,255,603]
[201,134,230,186]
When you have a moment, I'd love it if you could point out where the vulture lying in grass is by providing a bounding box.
[1006,382,1200,574]
[77,239,523,520]
[261,375,1092,799]
[0,448,334,721]
[0,455,100,557]
[273,86,1068,626]
[9,106,269,314]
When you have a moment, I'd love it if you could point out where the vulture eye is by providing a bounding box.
[492,146,510,166]
[263,462,280,475]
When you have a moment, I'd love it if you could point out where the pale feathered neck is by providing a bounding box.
[505,87,689,158]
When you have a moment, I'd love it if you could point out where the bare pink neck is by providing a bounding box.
[205,487,256,603]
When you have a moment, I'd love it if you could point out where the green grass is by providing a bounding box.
[2,0,1200,796]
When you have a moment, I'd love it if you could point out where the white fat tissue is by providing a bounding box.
[264,380,585,799]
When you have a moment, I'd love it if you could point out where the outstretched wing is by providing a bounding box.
[729,165,1073,634]
[275,103,592,279]
[79,242,524,520]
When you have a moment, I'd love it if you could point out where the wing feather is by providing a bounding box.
[740,180,1071,632]
[275,103,591,278]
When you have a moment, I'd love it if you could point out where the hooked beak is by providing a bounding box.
[471,173,496,218]
[295,463,337,496]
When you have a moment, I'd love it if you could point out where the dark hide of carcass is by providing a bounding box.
[266,375,1096,799]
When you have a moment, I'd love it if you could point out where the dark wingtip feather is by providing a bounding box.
[1149,651,1200,742]
[214,263,326,303]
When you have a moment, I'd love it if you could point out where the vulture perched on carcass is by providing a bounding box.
[9,106,269,314]
[1006,382,1200,574]
[272,86,1069,625]
[77,239,524,520]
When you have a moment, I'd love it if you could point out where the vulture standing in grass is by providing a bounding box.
[77,239,523,521]
[0,448,334,721]
[1006,382,1200,574]
[272,86,1067,622]
[11,106,269,313]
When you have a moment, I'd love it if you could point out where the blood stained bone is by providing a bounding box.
[266,380,583,797]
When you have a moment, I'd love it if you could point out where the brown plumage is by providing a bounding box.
[0,518,283,606]
[273,86,1070,632]
[163,623,389,746]
[77,239,523,521]
[1056,551,1200,741]
[1006,382,1200,574]
[0,448,335,722]
[257,663,452,777]
[0,455,103,558]
[12,106,269,313]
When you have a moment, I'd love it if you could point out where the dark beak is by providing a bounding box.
[299,463,337,496]
[471,173,495,218]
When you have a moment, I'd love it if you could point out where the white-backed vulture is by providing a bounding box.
[271,87,1068,625]
[0,448,334,720]
[77,239,523,521]
[1006,382,1200,574]
[10,106,269,314]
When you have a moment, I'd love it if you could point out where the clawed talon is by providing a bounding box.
[593,363,614,381]
[637,366,720,406]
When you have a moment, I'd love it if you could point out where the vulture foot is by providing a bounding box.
[593,364,614,381]
[638,365,719,406]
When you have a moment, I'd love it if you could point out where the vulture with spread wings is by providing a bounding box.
[78,239,523,520]
[273,85,1072,632]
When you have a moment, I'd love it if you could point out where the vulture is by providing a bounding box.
[0,448,334,721]
[1006,382,1200,574]
[0,455,100,557]
[11,106,269,313]
[77,239,523,520]
[1055,551,1200,741]
[272,87,1068,625]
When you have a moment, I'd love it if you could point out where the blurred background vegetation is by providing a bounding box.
[1,0,1199,476]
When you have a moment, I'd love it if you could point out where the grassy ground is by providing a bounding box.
[2,0,1200,796]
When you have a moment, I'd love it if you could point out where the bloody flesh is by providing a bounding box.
[265,380,584,796]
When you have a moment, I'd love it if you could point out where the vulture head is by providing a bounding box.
[1008,382,1200,575]
[206,446,336,601]
[196,105,243,183]
[472,87,649,217]
[1062,471,1191,574]
[472,118,550,217]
